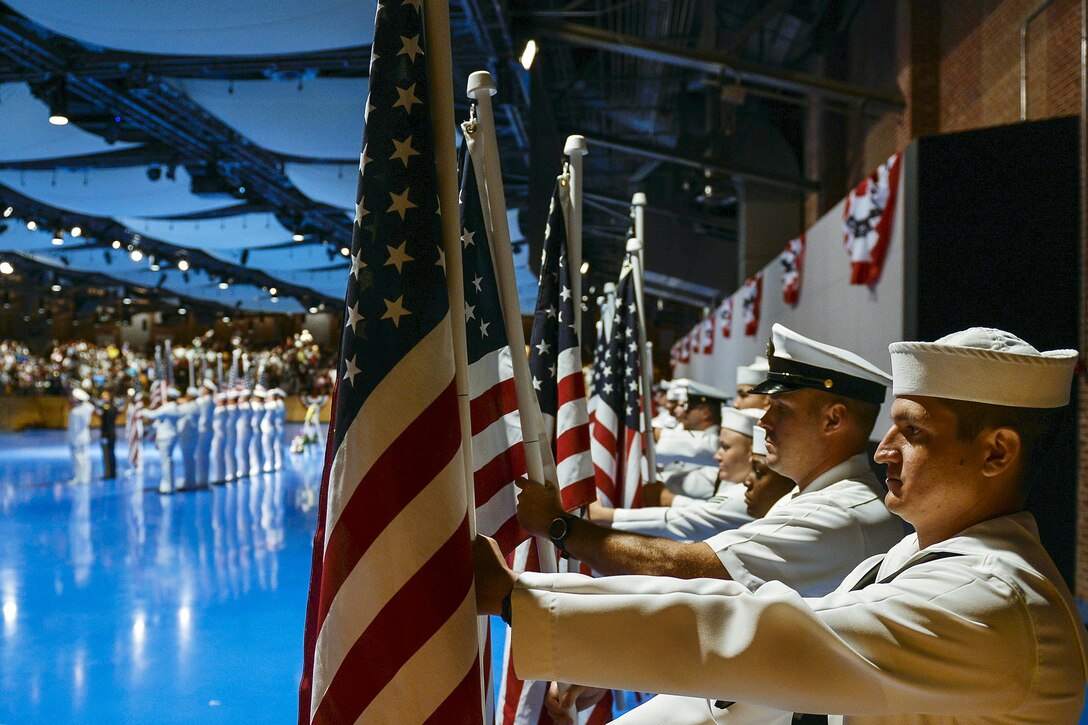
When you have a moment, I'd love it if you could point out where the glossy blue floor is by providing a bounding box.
[0,427,323,724]
[1,429,1085,724]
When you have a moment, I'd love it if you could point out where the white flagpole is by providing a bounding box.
[601,281,616,340]
[467,71,561,574]
[632,192,647,276]
[563,135,587,335]
[625,238,657,480]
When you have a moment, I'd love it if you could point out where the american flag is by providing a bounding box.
[458,139,528,556]
[299,3,482,724]
[590,268,644,509]
[528,180,595,511]
[125,391,144,468]
[701,313,715,355]
[148,345,167,410]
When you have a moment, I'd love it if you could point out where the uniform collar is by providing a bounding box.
[796,452,872,496]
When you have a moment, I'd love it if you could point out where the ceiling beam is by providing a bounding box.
[537,21,905,110]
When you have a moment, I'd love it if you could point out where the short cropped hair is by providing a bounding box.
[942,399,1064,487]
[688,401,722,426]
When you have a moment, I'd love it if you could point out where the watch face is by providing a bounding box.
[548,516,568,541]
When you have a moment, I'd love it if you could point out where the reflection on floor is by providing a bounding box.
[0,427,322,724]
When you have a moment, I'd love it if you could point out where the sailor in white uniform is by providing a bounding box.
[208,389,227,484]
[249,387,266,476]
[194,380,217,486]
[269,388,287,471]
[176,387,200,489]
[222,390,238,482]
[66,387,94,486]
[654,381,730,500]
[235,389,252,480]
[260,387,276,473]
[481,326,1088,725]
[145,388,181,494]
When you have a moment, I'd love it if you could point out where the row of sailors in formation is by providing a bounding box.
[143,380,287,494]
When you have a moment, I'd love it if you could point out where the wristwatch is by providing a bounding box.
[547,513,576,555]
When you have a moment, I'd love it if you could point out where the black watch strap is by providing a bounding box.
[500,590,512,625]
[548,512,576,555]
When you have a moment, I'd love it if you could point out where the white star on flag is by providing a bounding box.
[390,136,420,167]
[471,274,484,293]
[343,354,361,385]
[464,301,476,321]
[532,376,542,391]
[350,251,367,278]
[381,295,411,326]
[387,189,416,219]
[398,34,423,61]
[384,241,414,272]
[535,340,551,356]
[393,83,422,113]
[479,320,490,338]
[559,286,571,301]
[461,229,475,248]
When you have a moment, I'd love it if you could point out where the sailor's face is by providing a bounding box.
[875,396,984,532]
[734,384,769,411]
[714,427,752,484]
[757,389,822,481]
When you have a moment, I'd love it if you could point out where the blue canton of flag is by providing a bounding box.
[300,2,483,724]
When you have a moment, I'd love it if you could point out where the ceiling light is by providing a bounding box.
[222,316,231,323]
[0,262,13,275]
[130,249,143,262]
[70,226,82,237]
[150,262,160,271]
[218,281,229,290]
[178,308,187,315]
[48,79,69,126]
[520,39,538,70]
[2,207,12,218]
[111,240,122,249]
[270,296,278,303]
[340,247,350,256]
[268,287,277,296]
[26,220,37,231]
[50,284,61,292]
[51,231,64,246]
[580,261,590,274]
[177,259,189,271]
[308,306,318,314]
[293,232,305,242]
[122,297,132,305]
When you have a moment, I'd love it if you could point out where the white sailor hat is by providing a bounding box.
[752,425,768,456]
[253,386,268,398]
[751,323,892,405]
[736,356,770,387]
[269,388,285,397]
[186,386,200,397]
[722,407,764,438]
[684,380,732,408]
[666,378,690,402]
[167,387,181,399]
[889,328,1078,408]
[71,388,90,401]
[202,379,218,392]
[225,390,239,400]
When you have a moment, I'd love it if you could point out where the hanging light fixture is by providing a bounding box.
[26,220,37,231]
[2,207,13,218]
[51,230,64,246]
[48,79,69,126]
[70,226,82,237]
[0,262,13,275]
[177,259,190,272]
[130,249,143,262]
[111,239,122,249]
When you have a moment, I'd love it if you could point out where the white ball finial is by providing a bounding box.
[632,192,647,206]
[626,237,643,253]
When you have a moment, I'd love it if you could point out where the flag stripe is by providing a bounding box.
[423,652,485,725]
[316,381,459,630]
[314,516,474,724]
[470,377,519,436]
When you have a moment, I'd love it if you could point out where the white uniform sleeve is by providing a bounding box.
[612,498,752,542]
[511,566,1036,717]
[703,495,865,596]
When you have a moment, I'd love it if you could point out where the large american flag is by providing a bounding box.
[590,268,644,509]
[528,180,595,511]
[458,139,528,556]
[299,3,482,724]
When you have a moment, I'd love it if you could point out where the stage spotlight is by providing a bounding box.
[26,220,37,231]
[178,307,187,315]
[50,284,61,292]
[270,295,278,303]
[0,262,13,275]
[70,226,82,237]
[2,207,12,218]
[51,231,63,246]
[111,239,122,249]
[218,280,229,290]
[149,256,160,271]
[340,247,350,256]
[268,287,277,296]
[177,259,190,271]
[146,165,162,181]
[308,306,318,314]
[130,249,143,262]
[293,232,305,242]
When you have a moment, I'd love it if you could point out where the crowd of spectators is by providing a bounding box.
[0,331,336,397]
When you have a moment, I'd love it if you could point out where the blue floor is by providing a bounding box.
[0,427,323,724]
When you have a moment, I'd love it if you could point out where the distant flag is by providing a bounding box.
[299,3,482,724]
[780,234,805,306]
[701,313,715,355]
[741,272,763,337]
[528,180,596,511]
[125,391,144,468]
[458,140,528,555]
[149,346,166,410]
[843,151,902,286]
[719,296,733,338]
[590,268,644,509]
